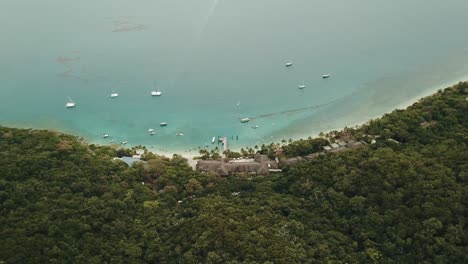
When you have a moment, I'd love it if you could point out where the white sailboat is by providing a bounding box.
[65,97,76,108]
[151,82,162,96]
[110,90,119,98]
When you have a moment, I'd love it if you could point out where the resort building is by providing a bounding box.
[196,154,280,176]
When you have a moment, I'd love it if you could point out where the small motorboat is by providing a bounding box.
[102,133,109,138]
[150,131,155,136]
[160,122,168,127]
[299,84,306,89]
[148,128,155,133]
[285,62,293,67]
[240,118,251,123]
[322,74,331,79]
[176,132,184,136]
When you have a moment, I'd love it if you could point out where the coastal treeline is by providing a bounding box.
[0,83,467,263]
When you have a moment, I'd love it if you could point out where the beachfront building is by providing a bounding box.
[196,154,280,176]
[114,156,143,166]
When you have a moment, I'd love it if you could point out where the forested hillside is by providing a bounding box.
[1,83,467,263]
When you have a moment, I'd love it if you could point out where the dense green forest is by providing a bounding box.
[1,83,467,263]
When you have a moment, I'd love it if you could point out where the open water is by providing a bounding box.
[1,0,468,152]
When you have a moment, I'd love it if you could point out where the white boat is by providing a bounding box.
[252,125,259,129]
[240,118,251,123]
[148,128,155,133]
[151,82,162,96]
[322,74,331,79]
[150,131,155,136]
[212,136,216,143]
[110,90,119,98]
[121,141,128,145]
[65,97,76,108]
[285,62,293,67]
[102,133,109,138]
[236,101,241,107]
[298,84,306,89]
[109,139,115,143]
[160,122,168,127]
[176,132,184,136]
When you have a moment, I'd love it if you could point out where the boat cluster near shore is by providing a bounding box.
[65,63,332,146]
[65,83,174,145]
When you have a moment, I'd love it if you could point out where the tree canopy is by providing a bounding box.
[1,82,467,263]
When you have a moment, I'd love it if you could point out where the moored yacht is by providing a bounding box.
[110,90,119,98]
[65,97,76,108]
[160,122,168,127]
[299,84,306,89]
[240,118,251,123]
[285,62,293,67]
[151,82,162,96]
[322,74,331,79]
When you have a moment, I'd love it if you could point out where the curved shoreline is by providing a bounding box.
[2,77,467,162]
[149,77,468,164]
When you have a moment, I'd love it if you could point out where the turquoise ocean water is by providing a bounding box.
[1,0,468,153]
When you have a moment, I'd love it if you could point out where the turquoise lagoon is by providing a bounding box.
[1,0,468,152]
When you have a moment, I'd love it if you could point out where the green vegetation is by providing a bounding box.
[1,83,467,263]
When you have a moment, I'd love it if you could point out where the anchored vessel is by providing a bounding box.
[110,90,119,98]
[65,97,76,108]
[151,82,162,96]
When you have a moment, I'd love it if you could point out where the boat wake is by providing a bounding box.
[249,99,338,121]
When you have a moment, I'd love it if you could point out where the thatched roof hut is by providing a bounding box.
[196,154,279,176]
